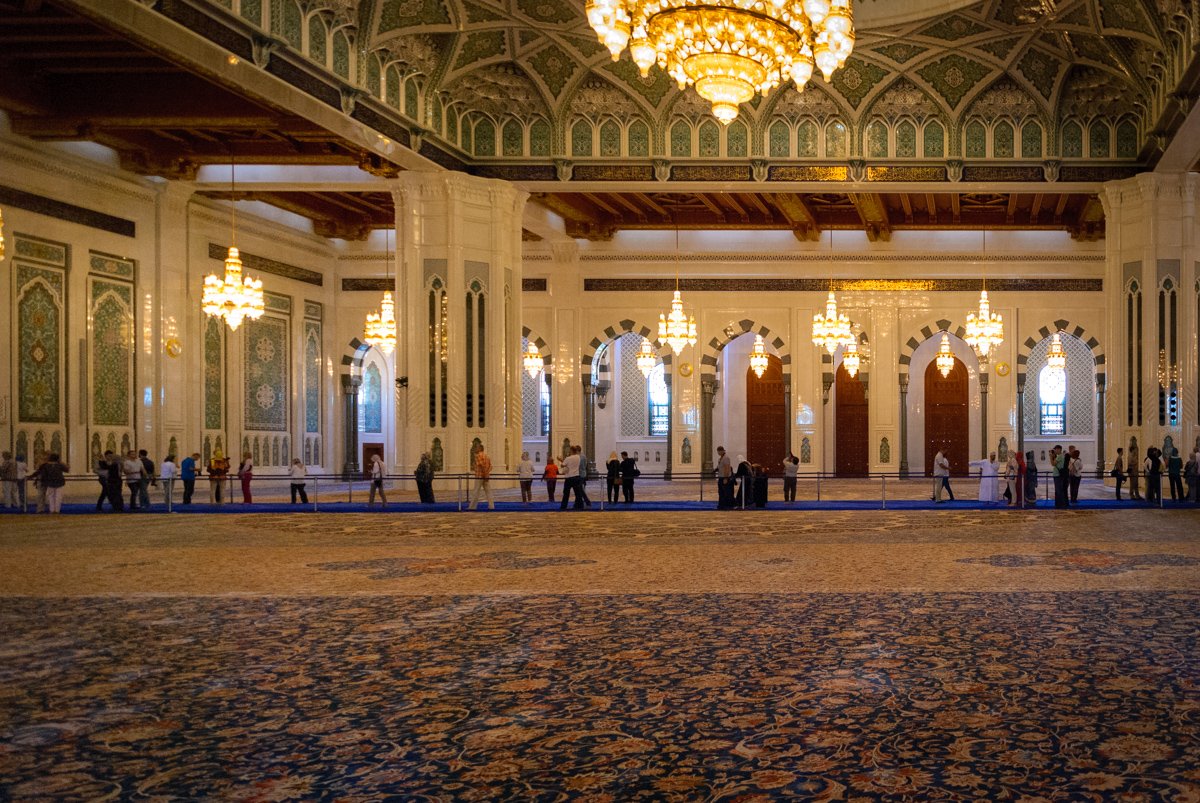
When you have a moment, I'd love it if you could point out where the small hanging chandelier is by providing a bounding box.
[842,340,860,378]
[1046,331,1067,372]
[202,160,264,331]
[935,332,956,378]
[523,340,543,378]
[364,230,397,354]
[749,334,769,378]
[659,230,697,355]
[812,233,853,354]
[635,337,658,377]
[964,231,1003,359]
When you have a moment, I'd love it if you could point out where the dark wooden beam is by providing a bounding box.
[772,193,821,241]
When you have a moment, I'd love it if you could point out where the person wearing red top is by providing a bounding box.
[543,459,558,502]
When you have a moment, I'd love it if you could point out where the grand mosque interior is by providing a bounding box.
[1,0,1199,796]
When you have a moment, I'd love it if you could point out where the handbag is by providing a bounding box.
[613,477,622,485]
[1109,468,1118,477]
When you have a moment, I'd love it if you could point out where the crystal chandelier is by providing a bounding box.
[842,340,860,378]
[202,162,264,331]
[587,0,854,125]
[749,334,769,378]
[523,340,543,378]
[812,234,853,354]
[659,230,696,354]
[636,337,658,377]
[935,333,956,378]
[964,231,1003,359]
[0,206,6,263]
[364,229,396,354]
[1046,332,1066,372]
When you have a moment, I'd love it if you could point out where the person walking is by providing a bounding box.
[619,451,639,503]
[518,452,535,506]
[159,455,176,507]
[15,453,27,510]
[716,446,734,509]
[1023,451,1039,507]
[29,453,68,513]
[368,454,388,509]
[1112,448,1126,501]
[123,451,146,510]
[932,448,954,503]
[289,458,309,504]
[970,452,1000,506]
[1144,447,1162,507]
[237,451,253,504]
[1,452,18,509]
[1167,447,1185,504]
[543,457,558,503]
[1068,449,1083,503]
[208,448,230,504]
[782,454,799,504]
[415,452,435,504]
[576,449,592,507]
[138,449,156,509]
[1003,453,1018,506]
[470,446,494,510]
[181,453,200,505]
[560,447,583,510]
[1051,446,1069,508]
[606,451,621,504]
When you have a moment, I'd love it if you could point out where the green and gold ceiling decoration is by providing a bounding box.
[205,0,1191,170]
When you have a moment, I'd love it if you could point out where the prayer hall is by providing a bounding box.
[1,0,1200,796]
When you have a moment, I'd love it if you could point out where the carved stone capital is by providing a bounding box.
[1042,159,1060,182]
[252,35,282,68]
[554,158,573,182]
[340,87,364,117]
[751,158,768,182]
[898,374,909,393]
[848,159,867,183]
[946,159,963,182]
[653,158,671,182]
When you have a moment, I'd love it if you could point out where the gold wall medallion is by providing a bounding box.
[678,362,693,377]
[995,362,1010,377]
[166,339,182,358]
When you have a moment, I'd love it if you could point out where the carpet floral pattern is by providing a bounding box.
[958,548,1200,575]
[3,592,1199,802]
[310,551,597,579]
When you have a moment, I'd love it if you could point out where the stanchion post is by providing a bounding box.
[313,475,319,512]
[881,475,886,510]
[817,475,821,502]
[458,475,463,512]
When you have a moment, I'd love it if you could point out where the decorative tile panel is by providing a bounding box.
[600,121,621,156]
[572,120,593,156]
[619,332,648,437]
[363,362,383,433]
[974,38,1020,60]
[1089,121,1110,157]
[264,292,291,314]
[1115,120,1138,158]
[15,259,65,425]
[1016,49,1063,100]
[896,121,916,157]
[871,44,928,64]
[304,300,323,321]
[530,119,551,156]
[88,252,135,280]
[1098,0,1155,36]
[825,121,847,157]
[923,121,945,157]
[14,236,67,266]
[769,122,790,157]
[628,121,650,156]
[867,121,888,157]
[516,0,575,24]
[604,58,671,106]
[919,15,990,41]
[671,121,691,157]
[89,278,134,429]
[796,120,817,157]
[378,0,451,31]
[243,315,289,432]
[966,120,986,157]
[204,315,223,431]
[698,121,719,157]
[994,121,1014,157]
[454,30,506,71]
[528,44,575,98]
[1062,121,1083,157]
[304,321,321,435]
[1021,121,1043,157]
[503,120,524,156]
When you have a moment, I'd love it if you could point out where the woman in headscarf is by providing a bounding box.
[606,451,621,504]
[734,455,752,508]
[415,452,435,503]
[518,451,534,506]
[1023,451,1038,507]
[1014,449,1026,508]
[1003,453,1019,507]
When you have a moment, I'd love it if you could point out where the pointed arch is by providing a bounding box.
[701,319,790,384]
[897,318,968,382]
[1016,319,1105,389]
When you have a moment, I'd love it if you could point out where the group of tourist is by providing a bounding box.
[1110,445,1198,506]
[713,446,780,509]
[1,450,70,513]
[510,446,618,510]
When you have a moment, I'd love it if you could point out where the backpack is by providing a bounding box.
[578,456,589,481]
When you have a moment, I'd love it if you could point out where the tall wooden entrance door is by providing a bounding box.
[835,363,868,476]
[924,357,968,476]
[746,354,785,476]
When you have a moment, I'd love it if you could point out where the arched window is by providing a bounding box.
[648,363,669,436]
[797,119,817,157]
[502,120,523,156]
[572,120,593,157]
[332,29,350,79]
[360,362,383,433]
[404,79,419,120]
[366,53,381,98]
[307,15,327,66]
[923,120,944,157]
[282,0,302,49]
[670,121,691,157]
[628,120,650,156]
[539,374,551,435]
[1115,119,1138,158]
[1089,121,1110,158]
[1039,363,1066,435]
[474,118,495,156]
[895,121,916,157]
[866,120,887,157]
[386,65,401,108]
[993,121,1014,157]
[1062,121,1083,157]
[726,121,747,157]
[825,120,846,157]
[1021,120,1043,158]
[530,119,551,156]
[965,120,986,157]
[698,120,719,157]
[600,120,621,156]
[769,121,790,157]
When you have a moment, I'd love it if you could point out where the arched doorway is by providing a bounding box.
[925,357,968,476]
[746,354,785,475]
[835,363,868,476]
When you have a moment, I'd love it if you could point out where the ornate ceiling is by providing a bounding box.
[344,0,1195,161]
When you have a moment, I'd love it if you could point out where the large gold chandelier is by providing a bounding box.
[811,234,853,354]
[523,340,543,378]
[749,334,769,378]
[842,340,860,377]
[364,229,396,354]
[1046,332,1066,372]
[935,333,956,378]
[964,232,1003,359]
[202,163,264,331]
[587,0,853,124]
[636,337,659,377]
[659,231,697,354]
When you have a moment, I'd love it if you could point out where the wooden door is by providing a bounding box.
[835,363,869,476]
[362,443,384,479]
[746,355,785,476]
[924,358,968,476]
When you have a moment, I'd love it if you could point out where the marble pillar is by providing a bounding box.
[341,374,361,476]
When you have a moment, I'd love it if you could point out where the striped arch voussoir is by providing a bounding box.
[341,337,369,381]
[522,326,553,369]
[701,319,790,382]
[1015,319,1105,389]
[580,319,673,368]
[897,319,965,379]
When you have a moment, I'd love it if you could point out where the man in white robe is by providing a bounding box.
[970,452,1000,505]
